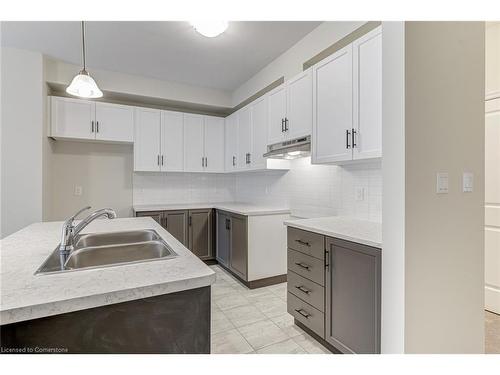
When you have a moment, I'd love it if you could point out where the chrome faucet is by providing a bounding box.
[59,206,117,266]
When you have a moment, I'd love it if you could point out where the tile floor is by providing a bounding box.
[210,265,331,354]
[485,310,500,354]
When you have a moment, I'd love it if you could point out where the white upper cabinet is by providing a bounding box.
[267,85,287,144]
[161,111,184,172]
[267,70,313,145]
[312,26,382,164]
[225,113,238,171]
[134,108,162,172]
[251,95,268,169]
[94,102,134,142]
[204,116,225,173]
[286,69,313,140]
[184,114,225,173]
[50,96,95,140]
[312,45,353,163]
[352,27,382,160]
[183,113,205,173]
[50,96,134,143]
[237,105,252,170]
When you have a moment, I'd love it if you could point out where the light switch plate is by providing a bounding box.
[436,172,449,194]
[463,172,473,192]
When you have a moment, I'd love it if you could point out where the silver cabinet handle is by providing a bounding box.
[205,157,208,168]
[96,121,99,133]
[295,239,310,247]
[161,155,164,166]
[202,157,204,167]
[346,129,351,149]
[91,120,94,133]
[284,117,289,131]
[281,118,285,132]
[294,309,310,319]
[157,155,160,166]
[295,262,310,270]
[352,128,357,148]
[295,285,311,295]
[248,153,251,164]
[232,156,236,166]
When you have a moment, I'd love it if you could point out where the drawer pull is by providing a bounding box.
[295,308,311,319]
[295,262,310,270]
[295,285,311,294]
[295,239,311,247]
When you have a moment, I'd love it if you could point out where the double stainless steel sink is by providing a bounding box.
[36,229,177,275]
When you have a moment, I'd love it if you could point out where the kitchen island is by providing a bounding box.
[0,217,215,353]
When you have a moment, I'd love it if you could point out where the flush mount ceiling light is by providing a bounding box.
[189,21,228,38]
[66,21,103,99]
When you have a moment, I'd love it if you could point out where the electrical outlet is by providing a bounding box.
[355,187,365,201]
[74,185,83,196]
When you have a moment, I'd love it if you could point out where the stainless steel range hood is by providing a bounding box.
[263,135,311,159]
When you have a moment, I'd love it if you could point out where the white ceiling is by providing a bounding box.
[1,21,321,91]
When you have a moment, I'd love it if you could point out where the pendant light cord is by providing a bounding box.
[81,21,86,71]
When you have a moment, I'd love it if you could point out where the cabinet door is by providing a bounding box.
[50,96,95,140]
[229,214,248,280]
[183,114,205,172]
[251,95,268,169]
[225,113,238,171]
[164,210,188,247]
[286,69,313,140]
[237,106,252,170]
[325,238,381,354]
[134,108,161,172]
[352,28,382,160]
[216,211,230,267]
[94,102,134,142]
[267,84,287,144]
[204,116,225,173]
[161,111,184,172]
[188,209,213,260]
[312,45,353,164]
[486,22,500,100]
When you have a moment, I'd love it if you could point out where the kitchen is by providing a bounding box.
[0,15,497,363]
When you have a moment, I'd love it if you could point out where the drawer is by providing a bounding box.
[287,292,325,338]
[288,249,325,286]
[287,227,324,260]
[287,271,325,312]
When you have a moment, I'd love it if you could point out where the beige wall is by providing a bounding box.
[46,140,133,221]
[404,22,485,353]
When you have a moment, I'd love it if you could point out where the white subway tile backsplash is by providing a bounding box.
[133,158,382,221]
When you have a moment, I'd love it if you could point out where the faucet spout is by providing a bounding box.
[58,207,117,268]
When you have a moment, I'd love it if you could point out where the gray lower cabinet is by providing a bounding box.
[164,210,189,247]
[216,210,230,267]
[188,209,213,260]
[286,227,381,354]
[216,210,248,281]
[325,237,381,354]
[135,209,213,261]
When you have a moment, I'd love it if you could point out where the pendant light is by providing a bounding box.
[66,21,103,99]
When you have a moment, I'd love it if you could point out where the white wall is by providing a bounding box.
[133,158,382,222]
[45,58,232,108]
[1,47,44,238]
[231,21,364,105]
[404,21,485,353]
[381,21,406,354]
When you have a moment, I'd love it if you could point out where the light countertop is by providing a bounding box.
[133,202,291,216]
[284,216,382,248]
[0,217,215,325]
